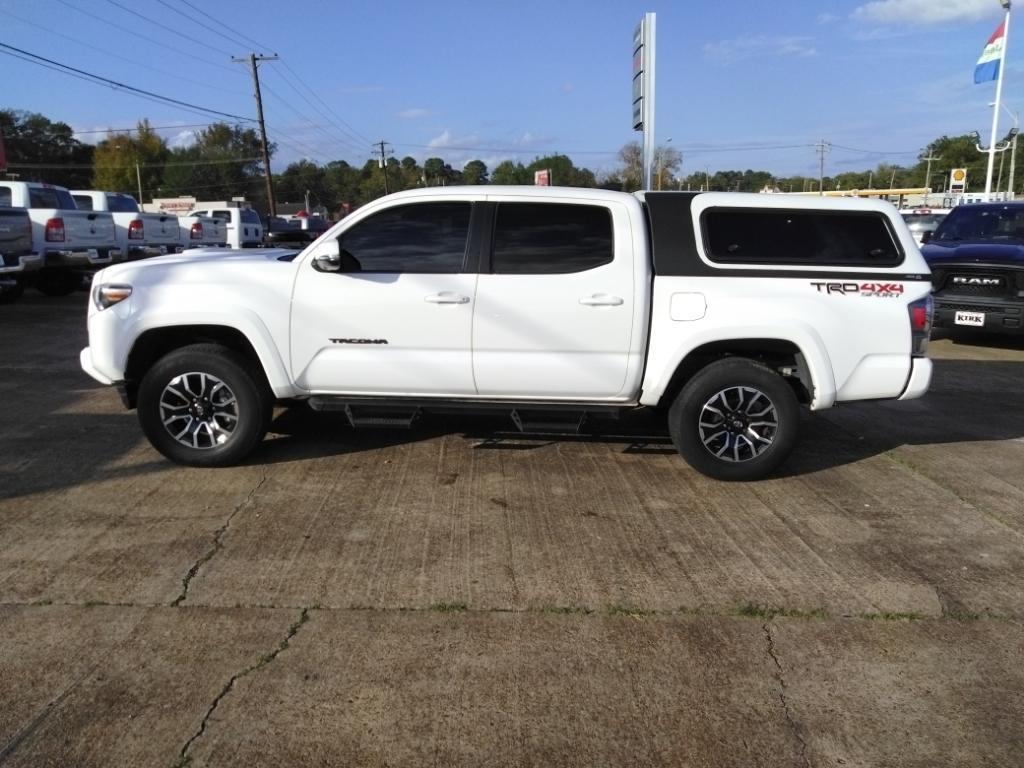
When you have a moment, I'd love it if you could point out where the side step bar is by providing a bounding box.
[307,396,632,433]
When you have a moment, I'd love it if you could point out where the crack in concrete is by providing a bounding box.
[173,606,310,768]
[762,622,810,768]
[171,471,267,607]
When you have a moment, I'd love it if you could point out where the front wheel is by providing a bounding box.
[668,358,800,481]
[137,344,271,467]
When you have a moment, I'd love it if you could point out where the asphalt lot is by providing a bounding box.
[1,292,1023,768]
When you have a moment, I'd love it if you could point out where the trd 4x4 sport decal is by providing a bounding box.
[810,282,905,297]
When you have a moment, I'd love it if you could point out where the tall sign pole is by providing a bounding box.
[632,13,656,190]
[986,2,1012,196]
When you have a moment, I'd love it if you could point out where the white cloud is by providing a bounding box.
[397,108,429,119]
[426,129,480,150]
[703,35,817,64]
[852,0,999,26]
[169,130,198,149]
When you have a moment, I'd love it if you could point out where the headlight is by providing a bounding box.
[94,283,133,310]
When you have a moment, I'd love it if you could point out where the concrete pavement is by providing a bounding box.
[1,294,1022,767]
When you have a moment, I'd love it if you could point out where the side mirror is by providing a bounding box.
[312,240,341,272]
[920,231,933,245]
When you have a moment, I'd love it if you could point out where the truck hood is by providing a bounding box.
[922,241,1024,266]
[95,247,300,284]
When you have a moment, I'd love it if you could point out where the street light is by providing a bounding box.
[991,100,1019,197]
[657,137,672,191]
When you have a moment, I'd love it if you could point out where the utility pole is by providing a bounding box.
[815,139,830,196]
[376,140,392,194]
[233,53,279,217]
[921,151,940,205]
[135,162,143,205]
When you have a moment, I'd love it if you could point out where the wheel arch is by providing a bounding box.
[123,324,281,408]
[652,337,822,411]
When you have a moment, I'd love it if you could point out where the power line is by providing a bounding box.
[261,79,366,156]
[178,0,271,51]
[0,7,239,97]
[280,60,373,146]
[0,42,253,123]
[7,157,262,170]
[54,0,241,74]
[266,67,369,152]
[73,123,219,136]
[103,0,235,58]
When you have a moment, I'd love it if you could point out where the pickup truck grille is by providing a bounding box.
[932,266,1022,299]
[935,301,1015,314]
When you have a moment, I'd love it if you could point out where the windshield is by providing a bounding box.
[933,206,1024,244]
[902,214,945,229]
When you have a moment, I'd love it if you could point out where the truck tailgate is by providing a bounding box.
[0,209,33,255]
[62,211,117,247]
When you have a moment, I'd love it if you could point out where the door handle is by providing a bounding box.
[424,292,470,304]
[579,294,624,306]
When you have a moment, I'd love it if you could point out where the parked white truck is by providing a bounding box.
[0,206,41,302]
[71,191,180,261]
[80,187,933,480]
[0,181,121,296]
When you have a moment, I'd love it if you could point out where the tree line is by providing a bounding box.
[2,108,1017,216]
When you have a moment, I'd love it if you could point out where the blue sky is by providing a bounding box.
[0,0,1019,178]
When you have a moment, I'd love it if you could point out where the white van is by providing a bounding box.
[189,205,263,249]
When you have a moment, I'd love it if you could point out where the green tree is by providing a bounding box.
[491,160,528,185]
[275,159,333,211]
[0,109,94,188]
[91,119,168,202]
[525,154,596,187]
[462,159,488,185]
[160,123,271,210]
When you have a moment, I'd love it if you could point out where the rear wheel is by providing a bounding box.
[137,344,271,466]
[35,268,79,297]
[0,281,25,304]
[668,358,800,481]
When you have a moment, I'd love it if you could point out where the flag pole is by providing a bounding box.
[986,2,1012,196]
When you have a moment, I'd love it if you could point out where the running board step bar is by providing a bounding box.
[342,405,420,429]
[510,409,587,434]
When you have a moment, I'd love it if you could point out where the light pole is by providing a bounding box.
[657,137,672,191]
[984,0,1013,196]
[992,100,1020,196]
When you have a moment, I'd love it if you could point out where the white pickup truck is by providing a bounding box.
[71,191,180,261]
[81,187,933,480]
[0,181,121,296]
[0,206,41,302]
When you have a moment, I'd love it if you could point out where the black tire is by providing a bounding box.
[668,358,800,481]
[137,344,271,467]
[35,269,79,297]
[0,281,25,304]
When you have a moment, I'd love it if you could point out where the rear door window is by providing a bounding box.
[491,202,613,274]
[73,195,94,210]
[702,208,903,266]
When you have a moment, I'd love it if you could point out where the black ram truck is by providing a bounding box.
[921,201,1024,335]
